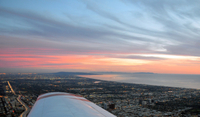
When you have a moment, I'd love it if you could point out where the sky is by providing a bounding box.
[0,0,200,74]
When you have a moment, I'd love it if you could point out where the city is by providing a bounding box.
[0,73,200,117]
[1,0,200,117]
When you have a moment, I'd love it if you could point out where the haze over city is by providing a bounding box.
[0,0,200,74]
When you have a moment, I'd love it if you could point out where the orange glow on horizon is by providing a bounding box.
[0,51,200,74]
[0,73,6,75]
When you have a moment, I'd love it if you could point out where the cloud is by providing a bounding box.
[165,41,200,56]
[40,63,73,66]
[116,55,166,61]
[0,7,113,41]
[83,0,165,36]
[0,0,200,73]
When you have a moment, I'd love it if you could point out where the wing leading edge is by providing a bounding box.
[28,92,116,117]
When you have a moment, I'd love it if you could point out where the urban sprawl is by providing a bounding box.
[0,73,200,117]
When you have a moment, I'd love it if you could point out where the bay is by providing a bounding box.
[78,74,200,89]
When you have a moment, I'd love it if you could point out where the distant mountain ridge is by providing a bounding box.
[132,72,155,74]
[52,72,98,75]
[91,72,154,74]
[51,72,154,75]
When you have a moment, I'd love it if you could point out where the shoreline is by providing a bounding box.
[78,74,200,90]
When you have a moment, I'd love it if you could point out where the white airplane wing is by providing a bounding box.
[28,92,116,117]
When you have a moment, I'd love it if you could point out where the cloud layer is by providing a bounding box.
[0,0,200,74]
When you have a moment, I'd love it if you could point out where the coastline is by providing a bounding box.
[78,74,200,89]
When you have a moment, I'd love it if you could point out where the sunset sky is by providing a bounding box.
[0,0,200,74]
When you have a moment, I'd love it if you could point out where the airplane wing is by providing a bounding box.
[28,92,116,117]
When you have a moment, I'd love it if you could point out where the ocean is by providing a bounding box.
[78,74,200,89]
